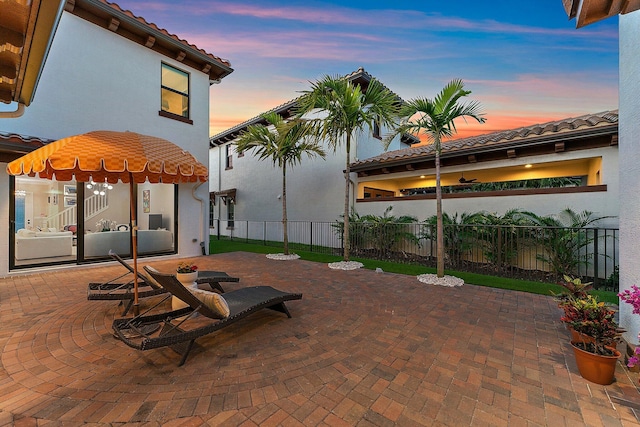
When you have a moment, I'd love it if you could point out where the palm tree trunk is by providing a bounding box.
[343,134,351,262]
[282,164,289,255]
[435,145,444,277]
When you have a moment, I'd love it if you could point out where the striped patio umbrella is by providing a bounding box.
[7,130,208,314]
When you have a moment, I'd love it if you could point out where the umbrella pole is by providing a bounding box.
[130,179,140,316]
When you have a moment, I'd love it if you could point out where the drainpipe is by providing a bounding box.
[192,181,206,255]
[0,103,25,118]
[217,145,222,231]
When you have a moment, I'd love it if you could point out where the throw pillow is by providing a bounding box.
[17,229,37,238]
[188,287,230,319]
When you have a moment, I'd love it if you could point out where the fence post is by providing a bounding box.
[592,228,599,287]
[310,221,313,252]
[217,219,220,240]
[263,221,266,246]
[497,226,502,267]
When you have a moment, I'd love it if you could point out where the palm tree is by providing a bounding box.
[296,74,399,261]
[235,112,325,255]
[392,79,485,277]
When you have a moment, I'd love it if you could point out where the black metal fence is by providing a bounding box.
[213,219,619,290]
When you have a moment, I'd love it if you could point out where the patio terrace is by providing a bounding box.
[0,252,639,426]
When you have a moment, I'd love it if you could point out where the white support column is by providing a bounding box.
[618,12,640,344]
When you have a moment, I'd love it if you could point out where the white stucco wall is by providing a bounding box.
[209,125,407,225]
[355,146,619,227]
[0,12,213,274]
[618,12,640,345]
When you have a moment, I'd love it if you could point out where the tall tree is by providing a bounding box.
[392,79,485,277]
[235,112,325,255]
[296,74,399,261]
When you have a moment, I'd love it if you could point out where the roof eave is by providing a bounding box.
[351,124,618,172]
[210,67,395,147]
[66,0,233,81]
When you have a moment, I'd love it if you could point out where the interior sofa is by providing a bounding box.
[15,228,73,260]
[84,229,173,257]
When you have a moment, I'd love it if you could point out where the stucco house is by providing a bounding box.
[210,67,618,227]
[352,110,619,225]
[0,0,233,274]
[209,67,418,229]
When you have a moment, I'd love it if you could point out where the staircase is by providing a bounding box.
[45,194,109,230]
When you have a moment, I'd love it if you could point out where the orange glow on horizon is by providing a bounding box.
[409,113,575,147]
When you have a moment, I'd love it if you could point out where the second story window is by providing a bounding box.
[373,117,381,139]
[161,63,190,119]
[225,145,233,169]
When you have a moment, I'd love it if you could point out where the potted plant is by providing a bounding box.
[561,294,622,385]
[176,262,198,286]
[554,275,593,342]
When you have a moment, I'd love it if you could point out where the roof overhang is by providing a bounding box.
[0,0,66,105]
[351,111,618,176]
[64,0,233,82]
[209,67,395,147]
[212,188,236,205]
[563,0,640,27]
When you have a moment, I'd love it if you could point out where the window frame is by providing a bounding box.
[225,145,233,170]
[372,116,381,140]
[227,200,235,229]
[159,62,193,124]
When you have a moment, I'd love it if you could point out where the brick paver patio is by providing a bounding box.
[1,251,639,426]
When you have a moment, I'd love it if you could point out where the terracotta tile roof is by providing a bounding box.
[352,110,618,168]
[0,131,53,158]
[102,1,231,68]
[0,131,53,145]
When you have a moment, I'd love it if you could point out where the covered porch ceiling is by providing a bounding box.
[358,158,600,193]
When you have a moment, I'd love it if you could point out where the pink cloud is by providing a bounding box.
[179,2,617,39]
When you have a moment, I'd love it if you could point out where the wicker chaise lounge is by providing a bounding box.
[88,252,240,315]
[112,266,303,366]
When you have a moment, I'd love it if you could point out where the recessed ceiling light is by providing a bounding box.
[420,175,426,178]
[525,164,533,168]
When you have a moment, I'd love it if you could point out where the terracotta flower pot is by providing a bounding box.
[567,326,617,349]
[569,327,595,344]
[571,342,620,385]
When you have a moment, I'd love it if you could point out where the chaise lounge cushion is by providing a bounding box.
[187,287,230,319]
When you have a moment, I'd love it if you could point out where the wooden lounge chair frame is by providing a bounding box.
[112,266,302,366]
[88,251,240,315]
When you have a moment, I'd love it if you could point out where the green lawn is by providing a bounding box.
[210,238,619,304]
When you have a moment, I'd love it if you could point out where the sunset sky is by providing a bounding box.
[114,0,619,141]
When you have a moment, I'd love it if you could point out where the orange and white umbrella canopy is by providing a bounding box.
[7,130,208,315]
[6,130,208,184]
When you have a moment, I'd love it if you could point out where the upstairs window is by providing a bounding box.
[372,117,381,139]
[161,63,190,119]
[225,145,233,169]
